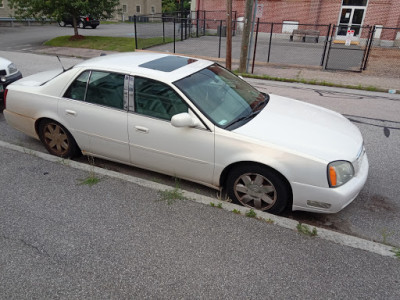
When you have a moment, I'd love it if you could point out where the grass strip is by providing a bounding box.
[44,36,173,52]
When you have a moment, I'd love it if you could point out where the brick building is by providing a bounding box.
[192,0,400,42]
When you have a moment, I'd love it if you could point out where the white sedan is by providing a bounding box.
[3,52,368,214]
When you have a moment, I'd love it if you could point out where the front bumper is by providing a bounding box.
[0,71,23,101]
[291,152,369,213]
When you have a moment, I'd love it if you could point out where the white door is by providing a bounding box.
[336,1,368,41]
[59,70,130,162]
[127,76,215,184]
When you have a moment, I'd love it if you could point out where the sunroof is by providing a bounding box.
[139,56,197,72]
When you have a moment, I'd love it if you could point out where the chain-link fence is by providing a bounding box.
[366,27,400,78]
[133,12,399,74]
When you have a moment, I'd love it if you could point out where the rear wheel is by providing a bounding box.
[226,165,290,214]
[39,120,79,158]
[58,21,66,27]
[91,25,98,29]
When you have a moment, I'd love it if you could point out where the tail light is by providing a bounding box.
[4,89,8,109]
[86,17,89,21]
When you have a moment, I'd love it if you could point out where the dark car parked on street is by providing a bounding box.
[58,15,100,29]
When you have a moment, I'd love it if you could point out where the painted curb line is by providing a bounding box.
[0,140,397,259]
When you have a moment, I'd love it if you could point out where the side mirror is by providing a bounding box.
[171,112,198,128]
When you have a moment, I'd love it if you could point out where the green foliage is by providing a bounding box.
[245,209,257,218]
[232,209,241,214]
[8,0,120,35]
[162,0,190,13]
[391,248,400,258]
[159,187,186,205]
[297,223,318,237]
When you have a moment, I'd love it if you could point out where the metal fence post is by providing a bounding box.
[267,23,274,63]
[218,20,223,58]
[251,18,260,74]
[173,18,176,53]
[162,16,165,43]
[320,24,331,67]
[324,25,335,70]
[362,25,375,70]
[133,15,138,49]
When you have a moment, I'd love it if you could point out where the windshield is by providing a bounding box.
[174,64,268,129]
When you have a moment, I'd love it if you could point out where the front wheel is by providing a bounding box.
[58,21,66,27]
[226,165,290,214]
[39,120,79,158]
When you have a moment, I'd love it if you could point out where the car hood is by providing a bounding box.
[233,94,363,162]
[9,69,62,87]
[0,57,12,68]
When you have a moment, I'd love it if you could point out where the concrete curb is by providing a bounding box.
[0,140,397,259]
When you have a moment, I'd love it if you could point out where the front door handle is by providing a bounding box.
[65,109,77,116]
[135,126,149,133]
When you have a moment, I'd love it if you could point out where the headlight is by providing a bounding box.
[7,63,18,74]
[328,160,354,188]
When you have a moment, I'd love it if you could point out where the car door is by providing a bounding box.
[58,70,130,163]
[127,76,215,185]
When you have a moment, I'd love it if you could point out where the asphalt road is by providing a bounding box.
[1,142,400,299]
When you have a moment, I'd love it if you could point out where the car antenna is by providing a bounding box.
[56,55,66,72]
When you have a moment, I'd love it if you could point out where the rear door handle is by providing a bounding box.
[135,126,149,133]
[65,109,77,116]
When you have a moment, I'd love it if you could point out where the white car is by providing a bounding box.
[3,52,368,214]
[0,57,22,103]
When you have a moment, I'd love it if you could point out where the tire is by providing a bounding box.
[226,164,290,214]
[91,25,97,29]
[39,120,79,158]
[58,21,66,27]
[78,22,84,29]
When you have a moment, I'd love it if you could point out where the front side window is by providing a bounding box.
[174,64,266,129]
[64,70,125,110]
[134,77,188,121]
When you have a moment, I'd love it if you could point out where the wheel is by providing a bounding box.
[58,21,66,27]
[78,22,84,29]
[226,164,290,214]
[91,25,97,29]
[39,120,79,158]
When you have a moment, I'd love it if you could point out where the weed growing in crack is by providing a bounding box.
[78,156,100,186]
[245,209,257,218]
[297,223,318,237]
[159,178,186,205]
[391,248,400,259]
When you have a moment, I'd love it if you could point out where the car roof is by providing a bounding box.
[74,52,214,83]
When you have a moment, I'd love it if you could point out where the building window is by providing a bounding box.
[136,5,141,14]
[0,0,3,8]
[342,0,368,6]
[151,6,155,14]
[122,5,127,13]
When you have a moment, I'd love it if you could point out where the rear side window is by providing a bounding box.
[64,71,89,101]
[64,70,125,110]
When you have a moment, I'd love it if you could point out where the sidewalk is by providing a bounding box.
[34,46,400,92]
[1,140,399,299]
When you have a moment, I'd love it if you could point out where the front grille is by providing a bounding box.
[0,70,6,76]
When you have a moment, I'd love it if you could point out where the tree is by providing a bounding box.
[162,0,190,14]
[8,0,120,38]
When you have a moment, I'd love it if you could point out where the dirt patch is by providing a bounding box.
[364,194,395,213]
[364,48,400,78]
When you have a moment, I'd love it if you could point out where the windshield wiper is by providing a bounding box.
[225,109,261,129]
[252,93,270,112]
